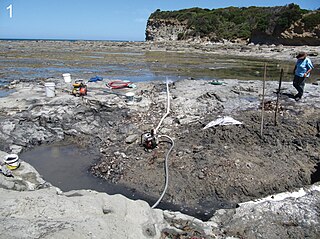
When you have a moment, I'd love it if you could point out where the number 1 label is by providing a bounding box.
[7,4,13,18]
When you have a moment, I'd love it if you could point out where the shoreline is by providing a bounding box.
[0,40,319,91]
[1,39,319,63]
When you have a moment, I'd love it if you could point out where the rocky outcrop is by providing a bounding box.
[145,17,216,43]
[145,19,188,41]
[0,187,167,239]
[211,186,320,238]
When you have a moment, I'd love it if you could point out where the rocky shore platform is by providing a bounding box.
[0,40,319,85]
[0,75,320,238]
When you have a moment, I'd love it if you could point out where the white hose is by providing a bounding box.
[151,135,174,209]
[154,79,170,134]
[151,78,174,209]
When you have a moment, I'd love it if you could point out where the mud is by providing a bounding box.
[90,85,320,212]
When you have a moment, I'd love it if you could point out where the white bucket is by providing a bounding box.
[63,73,71,83]
[44,82,56,97]
[4,154,20,170]
[125,92,135,102]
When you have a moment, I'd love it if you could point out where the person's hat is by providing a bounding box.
[296,52,307,59]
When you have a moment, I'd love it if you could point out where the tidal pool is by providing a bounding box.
[0,89,15,97]
[21,142,234,221]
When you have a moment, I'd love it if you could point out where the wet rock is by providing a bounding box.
[114,151,121,157]
[0,152,47,191]
[198,92,227,103]
[308,52,318,57]
[163,117,174,125]
[64,129,78,136]
[9,145,23,154]
[214,93,227,102]
[177,151,184,157]
[178,118,194,125]
[0,120,16,137]
[155,157,165,164]
[198,172,205,179]
[160,128,171,134]
[102,207,113,214]
[193,145,204,153]
[125,134,138,144]
[233,85,258,93]
[0,185,167,239]
[108,134,119,142]
[185,149,192,154]
[142,224,156,237]
[99,166,108,173]
[108,121,115,127]
[211,185,320,239]
[118,123,137,135]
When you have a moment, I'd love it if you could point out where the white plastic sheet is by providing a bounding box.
[203,116,242,129]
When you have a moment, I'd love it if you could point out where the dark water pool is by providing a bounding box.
[21,142,233,220]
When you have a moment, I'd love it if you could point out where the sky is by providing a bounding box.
[0,0,319,41]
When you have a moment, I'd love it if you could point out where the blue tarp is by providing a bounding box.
[89,76,103,82]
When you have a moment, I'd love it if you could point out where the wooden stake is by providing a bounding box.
[274,69,284,126]
[261,63,267,138]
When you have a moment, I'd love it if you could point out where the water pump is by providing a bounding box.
[141,129,158,150]
[72,80,87,97]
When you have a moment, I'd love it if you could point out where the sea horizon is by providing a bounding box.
[0,38,145,43]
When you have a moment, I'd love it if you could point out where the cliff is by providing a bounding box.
[145,4,320,45]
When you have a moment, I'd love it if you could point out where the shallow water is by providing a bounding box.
[0,89,15,97]
[1,43,318,86]
[21,142,234,220]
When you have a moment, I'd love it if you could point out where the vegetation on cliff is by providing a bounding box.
[148,4,318,42]
[302,11,320,30]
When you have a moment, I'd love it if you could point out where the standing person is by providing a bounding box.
[293,52,314,101]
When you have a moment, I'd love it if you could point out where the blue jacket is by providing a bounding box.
[295,57,314,77]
